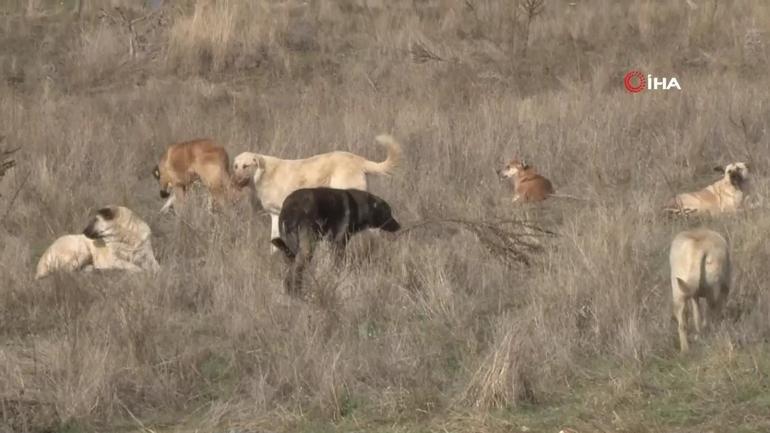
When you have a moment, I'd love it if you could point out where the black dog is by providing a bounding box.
[271,187,400,296]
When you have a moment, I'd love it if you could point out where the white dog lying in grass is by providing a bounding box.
[35,205,160,279]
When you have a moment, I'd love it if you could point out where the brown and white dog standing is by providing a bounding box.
[232,134,402,252]
[153,138,234,213]
[497,158,555,203]
[664,162,750,216]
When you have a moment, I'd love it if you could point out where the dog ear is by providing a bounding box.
[96,207,116,221]
[152,165,160,180]
[713,165,725,173]
[255,155,265,169]
[521,159,530,169]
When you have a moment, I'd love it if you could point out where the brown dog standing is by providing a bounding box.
[497,158,554,203]
[153,138,233,213]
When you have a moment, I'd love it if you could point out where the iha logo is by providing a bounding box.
[623,70,681,93]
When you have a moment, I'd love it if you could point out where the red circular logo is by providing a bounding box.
[624,70,646,93]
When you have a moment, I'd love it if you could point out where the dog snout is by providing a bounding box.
[83,225,98,239]
[382,218,401,232]
[233,174,250,188]
[159,189,170,199]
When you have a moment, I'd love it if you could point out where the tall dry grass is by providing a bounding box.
[1,0,770,432]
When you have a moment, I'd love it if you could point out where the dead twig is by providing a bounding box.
[410,39,445,64]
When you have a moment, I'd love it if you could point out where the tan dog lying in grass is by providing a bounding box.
[497,158,555,203]
[669,228,731,352]
[232,134,402,252]
[35,206,159,279]
[664,162,750,216]
[153,138,234,213]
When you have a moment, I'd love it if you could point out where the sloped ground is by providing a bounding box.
[0,1,769,432]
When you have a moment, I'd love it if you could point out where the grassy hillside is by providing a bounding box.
[1,1,769,432]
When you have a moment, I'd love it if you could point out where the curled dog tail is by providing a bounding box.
[362,134,402,176]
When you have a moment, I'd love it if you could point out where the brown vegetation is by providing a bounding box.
[1,0,769,432]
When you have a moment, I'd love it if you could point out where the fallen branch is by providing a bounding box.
[396,218,556,265]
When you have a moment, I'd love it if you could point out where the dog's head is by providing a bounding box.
[715,162,750,187]
[497,158,531,180]
[83,206,127,240]
[368,195,401,232]
[152,162,173,199]
[232,152,264,188]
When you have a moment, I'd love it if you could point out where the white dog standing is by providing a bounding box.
[35,206,160,279]
[232,134,402,252]
[669,228,731,352]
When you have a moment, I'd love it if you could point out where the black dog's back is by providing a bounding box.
[274,187,400,297]
[275,188,352,257]
[273,187,400,260]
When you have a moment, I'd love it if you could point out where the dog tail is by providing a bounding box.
[271,237,296,259]
[362,134,402,176]
[549,193,589,202]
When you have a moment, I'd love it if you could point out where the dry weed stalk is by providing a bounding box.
[0,139,18,180]
[458,315,535,408]
[521,0,545,56]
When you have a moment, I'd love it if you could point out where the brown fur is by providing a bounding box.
[153,138,234,213]
[497,158,554,203]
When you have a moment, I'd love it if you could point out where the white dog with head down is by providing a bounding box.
[232,134,402,252]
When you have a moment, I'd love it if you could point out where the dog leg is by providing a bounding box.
[674,297,689,352]
[331,235,349,266]
[161,186,187,214]
[284,228,316,300]
[160,194,176,214]
[270,213,280,254]
[690,297,702,340]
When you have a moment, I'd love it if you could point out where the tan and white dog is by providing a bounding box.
[153,138,234,213]
[669,228,731,352]
[664,162,750,216]
[35,206,160,279]
[232,134,402,251]
[497,158,555,203]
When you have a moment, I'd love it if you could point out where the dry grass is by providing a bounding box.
[1,0,770,432]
